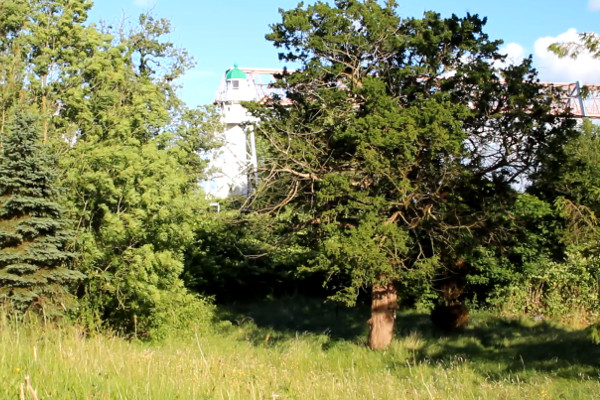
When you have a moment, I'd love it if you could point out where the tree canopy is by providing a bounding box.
[247,0,576,348]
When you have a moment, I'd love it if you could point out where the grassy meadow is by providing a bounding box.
[1,298,599,399]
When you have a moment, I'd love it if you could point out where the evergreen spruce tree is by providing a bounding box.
[0,107,82,314]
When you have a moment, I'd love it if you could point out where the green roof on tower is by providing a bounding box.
[226,63,247,80]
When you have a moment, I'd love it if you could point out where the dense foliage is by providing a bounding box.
[0,0,597,345]
[184,209,316,302]
[0,0,219,336]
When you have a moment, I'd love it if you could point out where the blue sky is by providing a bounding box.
[88,0,600,107]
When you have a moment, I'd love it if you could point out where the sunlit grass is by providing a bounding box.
[1,304,599,399]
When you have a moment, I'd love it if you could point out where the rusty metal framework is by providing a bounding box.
[541,82,600,119]
[216,67,600,119]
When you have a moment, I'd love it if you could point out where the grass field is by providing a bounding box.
[1,298,599,399]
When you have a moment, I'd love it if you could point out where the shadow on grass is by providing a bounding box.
[394,312,600,381]
[217,296,599,380]
[216,295,370,344]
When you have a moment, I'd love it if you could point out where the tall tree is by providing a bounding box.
[249,0,574,349]
[0,1,221,334]
[0,107,82,314]
[55,14,221,335]
[0,0,96,140]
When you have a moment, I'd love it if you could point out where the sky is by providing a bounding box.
[87,0,600,107]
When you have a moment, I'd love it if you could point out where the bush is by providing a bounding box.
[489,249,599,322]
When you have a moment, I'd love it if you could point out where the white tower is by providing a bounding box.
[203,64,259,198]
[203,65,287,200]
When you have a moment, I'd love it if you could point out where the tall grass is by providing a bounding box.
[1,305,599,399]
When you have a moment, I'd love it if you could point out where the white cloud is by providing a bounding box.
[589,0,600,11]
[533,28,600,84]
[499,42,526,65]
[492,43,526,73]
[134,0,156,7]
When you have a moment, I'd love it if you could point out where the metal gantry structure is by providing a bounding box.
[543,82,600,118]
[204,65,600,200]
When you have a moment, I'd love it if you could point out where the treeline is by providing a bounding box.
[0,0,220,337]
[0,0,598,348]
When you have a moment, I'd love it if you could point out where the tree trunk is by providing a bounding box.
[367,282,397,350]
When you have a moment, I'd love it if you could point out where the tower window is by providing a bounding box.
[232,80,240,90]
